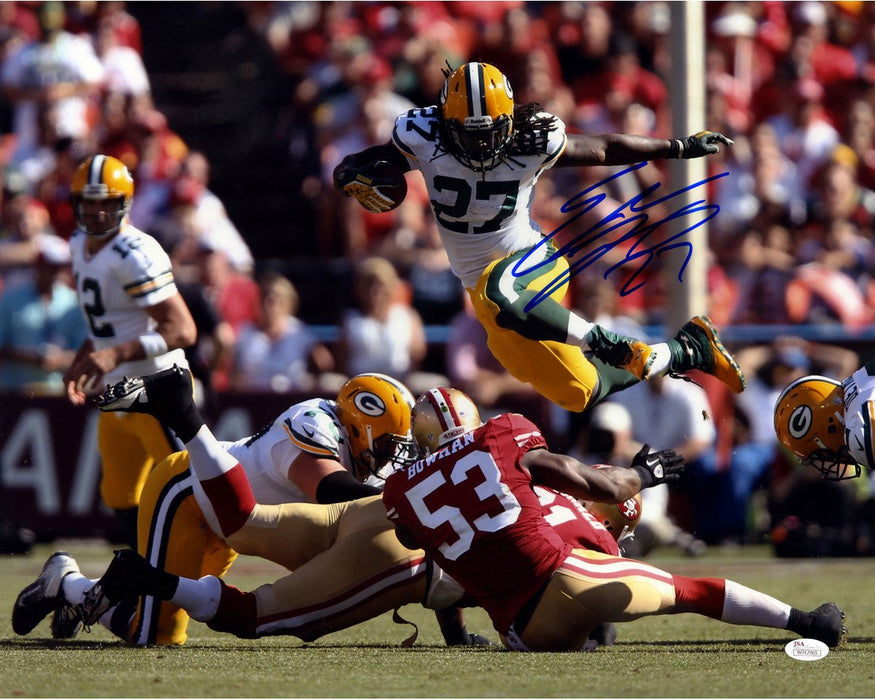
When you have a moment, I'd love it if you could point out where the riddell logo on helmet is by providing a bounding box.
[464,116,494,129]
[353,392,386,417]
[789,405,813,438]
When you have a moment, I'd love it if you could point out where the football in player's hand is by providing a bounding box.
[337,159,408,213]
[365,160,407,211]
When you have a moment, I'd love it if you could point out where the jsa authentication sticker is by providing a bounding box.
[784,638,830,661]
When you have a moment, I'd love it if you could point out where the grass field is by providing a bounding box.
[1,542,872,698]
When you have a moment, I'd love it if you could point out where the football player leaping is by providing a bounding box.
[63,155,197,548]
[335,62,745,413]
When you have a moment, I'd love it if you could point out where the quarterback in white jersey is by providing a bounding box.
[63,154,197,548]
[335,62,744,414]
[775,359,875,481]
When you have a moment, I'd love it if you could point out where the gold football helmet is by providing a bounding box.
[439,62,515,172]
[70,154,134,239]
[773,375,860,480]
[334,373,417,479]
[411,387,482,455]
[586,492,643,546]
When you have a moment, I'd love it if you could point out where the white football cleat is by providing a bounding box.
[12,552,80,636]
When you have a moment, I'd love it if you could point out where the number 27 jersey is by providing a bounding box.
[391,106,567,289]
[382,413,571,634]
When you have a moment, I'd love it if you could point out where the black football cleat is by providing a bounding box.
[96,365,202,442]
[789,602,847,647]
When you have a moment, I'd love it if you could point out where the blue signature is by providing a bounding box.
[515,162,728,312]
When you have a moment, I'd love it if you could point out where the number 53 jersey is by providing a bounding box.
[391,106,567,289]
[69,224,188,384]
[383,412,572,635]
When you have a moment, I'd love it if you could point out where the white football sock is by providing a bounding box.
[648,343,672,375]
[722,580,791,628]
[61,573,99,605]
[186,425,239,480]
[170,575,222,622]
[568,313,596,346]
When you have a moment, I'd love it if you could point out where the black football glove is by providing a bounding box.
[629,444,685,488]
[334,161,398,213]
[670,130,734,159]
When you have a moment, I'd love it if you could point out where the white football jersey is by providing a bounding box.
[841,365,875,472]
[222,398,357,505]
[69,224,188,384]
[391,106,567,289]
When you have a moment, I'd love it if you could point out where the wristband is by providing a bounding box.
[668,139,683,159]
[139,331,168,358]
[631,464,654,489]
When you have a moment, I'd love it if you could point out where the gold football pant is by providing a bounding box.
[134,458,430,645]
[469,247,600,412]
[224,496,430,641]
[509,549,680,651]
[133,451,237,645]
[98,411,181,510]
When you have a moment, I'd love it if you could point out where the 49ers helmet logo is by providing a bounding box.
[353,391,386,417]
[789,405,814,439]
[619,497,641,521]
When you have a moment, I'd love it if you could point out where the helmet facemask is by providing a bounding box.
[802,447,861,480]
[443,113,513,172]
[70,192,130,240]
[439,62,515,173]
[356,427,420,480]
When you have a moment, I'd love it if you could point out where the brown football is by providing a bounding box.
[367,159,407,211]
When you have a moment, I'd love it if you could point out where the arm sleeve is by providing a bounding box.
[315,470,381,504]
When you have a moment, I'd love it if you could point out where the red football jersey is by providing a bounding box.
[534,486,620,557]
[383,413,572,634]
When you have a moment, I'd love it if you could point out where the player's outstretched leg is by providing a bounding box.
[13,552,81,636]
[80,549,179,626]
[668,315,745,393]
[96,365,202,442]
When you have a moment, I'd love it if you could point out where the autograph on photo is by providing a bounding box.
[516,162,729,312]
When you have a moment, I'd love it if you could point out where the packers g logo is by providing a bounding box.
[353,391,386,417]
[502,74,513,100]
[789,405,813,439]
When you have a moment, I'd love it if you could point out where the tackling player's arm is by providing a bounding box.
[521,444,685,503]
[558,131,733,167]
[287,451,380,504]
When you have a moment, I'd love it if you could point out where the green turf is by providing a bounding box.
[1,543,872,698]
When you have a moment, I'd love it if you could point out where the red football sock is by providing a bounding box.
[672,575,726,619]
[199,464,256,538]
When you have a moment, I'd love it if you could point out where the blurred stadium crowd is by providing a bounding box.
[1,1,875,555]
